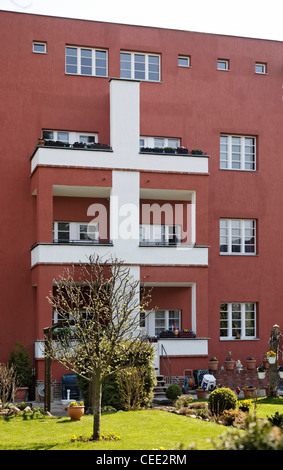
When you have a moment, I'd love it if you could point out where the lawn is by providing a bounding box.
[0,397,282,451]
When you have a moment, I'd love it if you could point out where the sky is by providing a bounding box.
[0,0,283,42]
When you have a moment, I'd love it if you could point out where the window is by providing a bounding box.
[220,219,256,255]
[33,42,47,53]
[255,62,267,74]
[53,222,99,243]
[140,136,180,149]
[120,52,160,81]
[178,56,190,67]
[140,225,181,246]
[220,303,256,339]
[65,46,107,77]
[42,130,97,144]
[220,135,256,170]
[217,59,229,71]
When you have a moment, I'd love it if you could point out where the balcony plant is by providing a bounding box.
[164,147,176,154]
[159,330,175,338]
[37,137,45,146]
[67,401,85,420]
[243,385,255,398]
[191,149,203,155]
[257,366,266,379]
[177,146,188,154]
[179,329,195,338]
[208,357,219,371]
[266,350,276,364]
[246,356,256,370]
[224,357,235,370]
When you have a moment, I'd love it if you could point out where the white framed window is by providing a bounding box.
[255,62,267,74]
[220,219,256,255]
[140,136,180,149]
[65,46,108,77]
[178,56,190,67]
[220,135,256,170]
[220,303,256,339]
[140,224,181,246]
[217,59,229,71]
[33,42,47,53]
[42,130,98,144]
[120,51,160,82]
[53,222,99,243]
[141,310,181,336]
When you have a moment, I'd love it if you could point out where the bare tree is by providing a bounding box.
[0,364,16,407]
[45,255,154,440]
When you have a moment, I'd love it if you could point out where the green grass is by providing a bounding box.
[0,397,282,450]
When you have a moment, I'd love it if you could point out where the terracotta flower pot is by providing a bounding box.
[243,387,255,398]
[196,389,207,399]
[225,360,235,370]
[67,405,85,420]
[14,387,29,402]
[246,359,256,370]
[209,361,219,371]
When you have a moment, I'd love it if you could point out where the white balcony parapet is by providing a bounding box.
[31,243,208,267]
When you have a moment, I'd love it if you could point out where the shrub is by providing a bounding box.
[116,365,155,410]
[165,384,182,401]
[220,409,247,428]
[175,394,194,409]
[208,387,237,415]
[213,416,283,450]
[267,411,283,429]
[8,342,33,388]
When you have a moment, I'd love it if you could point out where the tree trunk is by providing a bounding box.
[92,372,102,440]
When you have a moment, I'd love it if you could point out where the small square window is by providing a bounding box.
[255,63,267,74]
[217,59,229,71]
[33,42,47,54]
[178,56,190,67]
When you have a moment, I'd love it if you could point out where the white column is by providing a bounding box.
[110,78,140,156]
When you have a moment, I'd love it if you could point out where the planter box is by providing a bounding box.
[258,371,266,379]
[267,356,276,364]
[196,390,207,399]
[67,405,85,421]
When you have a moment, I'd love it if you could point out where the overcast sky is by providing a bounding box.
[1,0,283,41]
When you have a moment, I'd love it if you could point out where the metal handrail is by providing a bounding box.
[160,344,171,384]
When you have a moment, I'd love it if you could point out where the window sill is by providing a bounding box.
[220,253,258,257]
[220,338,259,341]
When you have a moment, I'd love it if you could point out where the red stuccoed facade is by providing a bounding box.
[0,10,282,397]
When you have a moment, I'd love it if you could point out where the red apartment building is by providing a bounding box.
[1,10,282,397]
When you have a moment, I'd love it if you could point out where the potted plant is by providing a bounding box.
[238,399,252,413]
[246,356,256,370]
[67,401,85,420]
[191,149,203,155]
[196,386,207,399]
[177,146,188,154]
[164,147,176,154]
[8,342,33,402]
[279,366,283,379]
[37,137,45,146]
[209,357,219,371]
[266,350,276,364]
[179,329,195,338]
[224,357,235,370]
[159,330,175,338]
[257,366,266,379]
[243,385,255,398]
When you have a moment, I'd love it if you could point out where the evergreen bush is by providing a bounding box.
[165,384,182,401]
[208,387,237,415]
